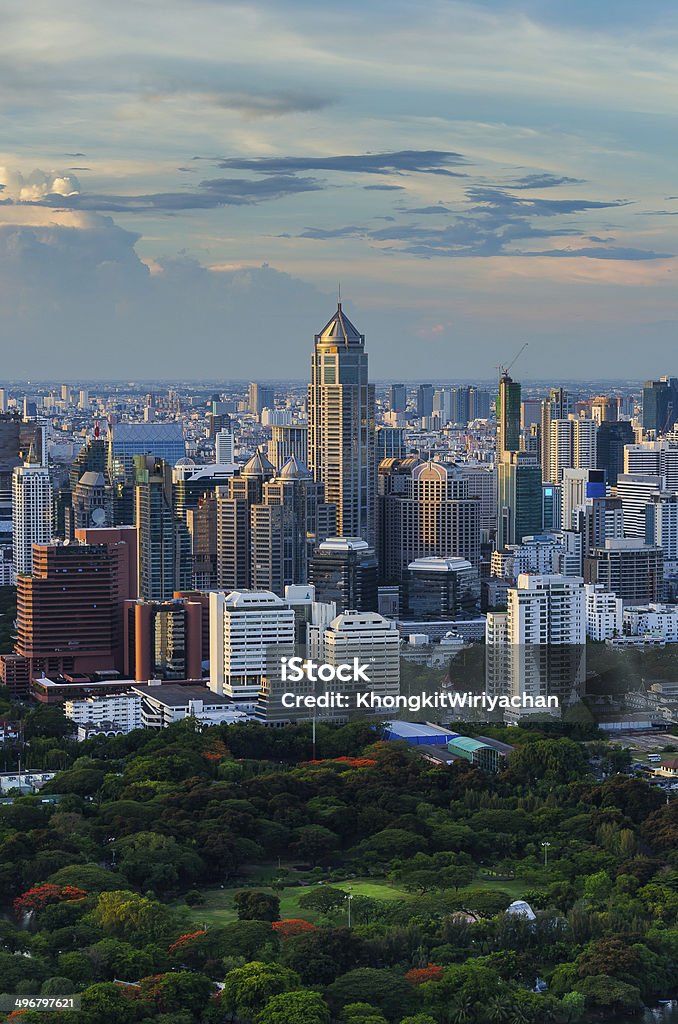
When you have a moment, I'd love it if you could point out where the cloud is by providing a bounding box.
[505,173,585,189]
[216,150,468,175]
[11,175,321,213]
[403,205,453,214]
[0,210,334,377]
[521,245,672,260]
[363,184,406,191]
[203,88,334,117]
[465,186,630,217]
[0,167,80,202]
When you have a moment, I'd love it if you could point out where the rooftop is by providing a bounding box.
[132,684,233,707]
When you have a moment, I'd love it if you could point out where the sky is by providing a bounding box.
[2,0,678,381]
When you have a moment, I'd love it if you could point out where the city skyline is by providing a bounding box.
[3,0,678,378]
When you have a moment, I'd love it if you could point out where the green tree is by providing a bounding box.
[234,890,281,922]
[326,969,416,1021]
[255,990,331,1024]
[222,961,301,1020]
[298,885,347,915]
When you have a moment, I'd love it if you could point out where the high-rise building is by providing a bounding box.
[615,473,665,538]
[380,460,481,581]
[585,538,664,604]
[645,492,678,563]
[309,537,378,612]
[497,451,542,550]
[485,573,586,715]
[546,417,597,485]
[209,590,295,702]
[215,429,235,465]
[624,440,678,491]
[0,414,22,540]
[376,426,406,461]
[250,456,335,596]
[67,471,114,535]
[561,467,606,531]
[108,422,185,484]
[388,384,407,413]
[584,584,623,641]
[248,383,275,417]
[496,373,521,458]
[416,384,434,419]
[186,492,218,590]
[541,388,573,481]
[403,556,480,619]
[215,449,274,592]
[597,420,635,486]
[124,597,203,682]
[469,387,491,421]
[14,540,128,681]
[462,464,497,533]
[134,456,191,600]
[308,609,400,706]
[268,422,308,472]
[12,460,53,578]
[642,376,678,435]
[308,304,376,545]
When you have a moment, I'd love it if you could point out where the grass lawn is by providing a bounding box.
[180,874,527,927]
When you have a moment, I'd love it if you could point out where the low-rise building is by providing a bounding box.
[623,603,678,642]
[132,683,251,729]
[64,692,142,734]
[584,584,623,641]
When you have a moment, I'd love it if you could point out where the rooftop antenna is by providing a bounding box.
[338,281,342,308]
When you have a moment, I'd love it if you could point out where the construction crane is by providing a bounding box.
[496,342,528,379]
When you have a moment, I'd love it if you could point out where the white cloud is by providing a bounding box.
[0,166,80,201]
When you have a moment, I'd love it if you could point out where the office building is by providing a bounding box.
[186,492,218,589]
[380,459,481,581]
[268,422,308,472]
[597,420,634,486]
[209,590,295,702]
[107,422,185,484]
[645,492,678,563]
[547,417,597,485]
[496,373,521,458]
[309,536,378,613]
[215,429,235,465]
[642,377,678,435]
[250,456,335,596]
[133,684,249,729]
[542,483,561,531]
[585,538,664,604]
[124,597,203,682]
[615,473,665,538]
[416,384,434,419]
[134,456,191,600]
[376,426,406,461]
[403,556,480,619]
[12,460,53,577]
[308,304,376,545]
[497,451,542,550]
[309,609,400,705]
[388,384,407,413]
[67,472,113,535]
[14,541,128,681]
[541,388,573,481]
[624,440,678,491]
[462,464,497,533]
[248,383,275,417]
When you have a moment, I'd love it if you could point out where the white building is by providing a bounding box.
[309,609,400,707]
[209,590,295,701]
[215,429,235,466]
[584,584,623,641]
[645,492,678,562]
[548,417,597,485]
[508,574,586,646]
[64,693,142,735]
[615,473,665,538]
[132,683,251,728]
[625,440,678,491]
[623,604,678,642]
[12,462,53,578]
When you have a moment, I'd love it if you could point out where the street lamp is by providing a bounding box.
[346,892,353,928]
[541,841,551,868]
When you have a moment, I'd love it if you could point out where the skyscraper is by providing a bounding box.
[308,304,376,545]
[596,420,635,486]
[416,384,434,419]
[496,373,521,459]
[134,456,191,600]
[12,458,53,578]
[248,383,275,417]
[497,451,542,550]
[642,377,678,435]
[388,384,407,413]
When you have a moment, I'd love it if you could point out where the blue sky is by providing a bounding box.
[2,0,678,379]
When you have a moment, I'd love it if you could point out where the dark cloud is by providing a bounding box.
[363,184,406,191]
[204,89,334,117]
[521,246,672,260]
[216,150,468,176]
[20,175,321,213]
[297,225,368,239]
[465,186,630,217]
[506,173,585,190]
[403,205,453,214]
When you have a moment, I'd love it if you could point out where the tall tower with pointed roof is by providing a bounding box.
[308,303,376,546]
